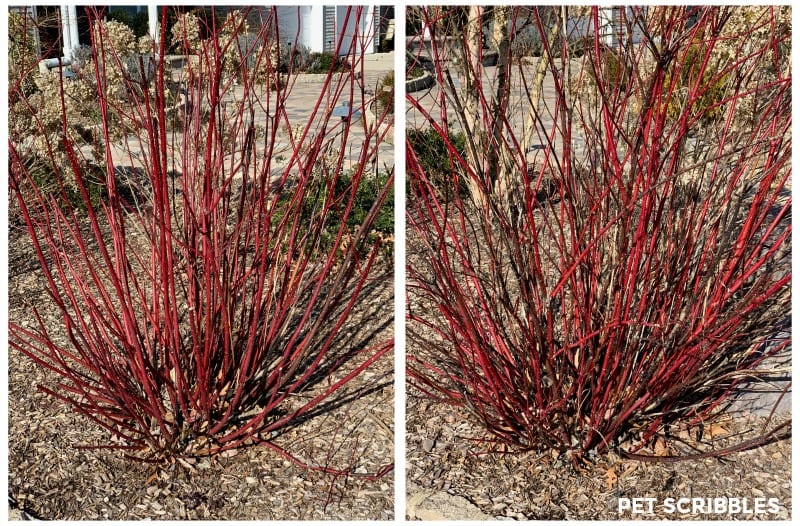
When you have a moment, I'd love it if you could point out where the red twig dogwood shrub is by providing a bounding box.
[407,6,790,461]
[9,6,393,467]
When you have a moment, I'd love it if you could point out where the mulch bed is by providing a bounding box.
[406,391,790,520]
[404,197,791,521]
[7,225,394,520]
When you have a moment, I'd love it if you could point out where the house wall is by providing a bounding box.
[16,5,385,60]
[335,5,376,55]
[596,6,647,47]
[276,5,377,55]
[276,6,316,51]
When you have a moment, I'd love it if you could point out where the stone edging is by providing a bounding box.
[406,70,435,93]
[406,482,490,521]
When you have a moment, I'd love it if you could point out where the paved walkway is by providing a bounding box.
[108,52,395,178]
[406,54,583,164]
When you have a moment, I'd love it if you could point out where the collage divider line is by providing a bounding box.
[392,5,407,521]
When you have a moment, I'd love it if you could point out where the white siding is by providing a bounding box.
[304,5,325,52]
[335,5,377,55]
[238,5,379,55]
[275,6,308,50]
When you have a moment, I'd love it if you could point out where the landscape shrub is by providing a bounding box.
[406,127,468,199]
[406,67,425,80]
[375,71,394,115]
[170,11,202,53]
[298,167,394,255]
[352,170,394,237]
[407,6,790,461]
[9,6,393,472]
[306,52,349,74]
[659,41,731,125]
[279,43,312,73]
[8,11,39,97]
[9,12,160,215]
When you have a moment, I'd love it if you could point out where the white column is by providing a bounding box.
[68,6,79,54]
[148,3,159,43]
[306,5,325,53]
[60,5,72,58]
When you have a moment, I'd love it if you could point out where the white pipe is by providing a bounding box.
[40,57,73,68]
[38,57,73,75]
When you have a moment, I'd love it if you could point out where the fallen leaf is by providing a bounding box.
[653,436,669,456]
[177,457,197,472]
[704,423,729,439]
[605,467,618,490]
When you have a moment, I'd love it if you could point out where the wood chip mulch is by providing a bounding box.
[404,190,791,521]
[406,392,791,521]
[7,226,394,521]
